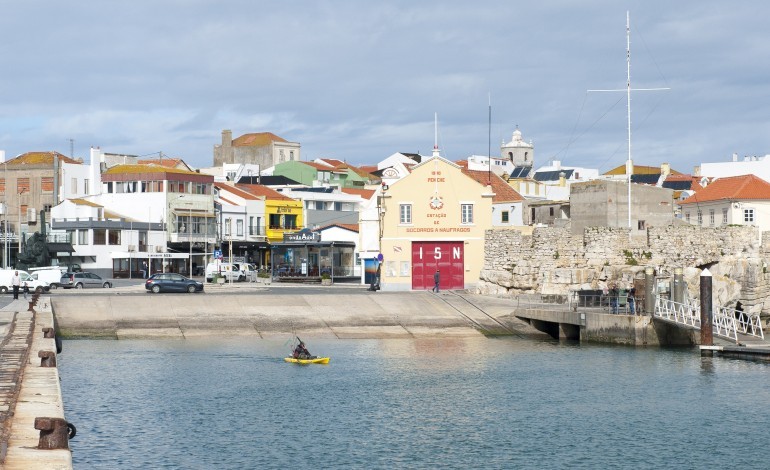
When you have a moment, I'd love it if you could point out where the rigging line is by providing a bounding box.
[549,94,626,161]
[632,23,670,87]
[561,91,590,164]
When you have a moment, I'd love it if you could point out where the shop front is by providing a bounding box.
[270,229,356,282]
[111,252,190,278]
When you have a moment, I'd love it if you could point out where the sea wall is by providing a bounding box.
[479,225,770,317]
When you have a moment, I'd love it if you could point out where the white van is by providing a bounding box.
[205,262,246,283]
[0,269,50,293]
[29,267,67,289]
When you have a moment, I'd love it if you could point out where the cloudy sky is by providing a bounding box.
[1,1,768,174]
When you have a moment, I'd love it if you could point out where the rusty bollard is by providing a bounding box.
[39,350,57,367]
[34,417,72,449]
[42,327,55,338]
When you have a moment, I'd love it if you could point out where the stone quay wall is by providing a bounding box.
[480,225,770,317]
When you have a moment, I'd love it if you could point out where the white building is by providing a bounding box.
[699,153,770,183]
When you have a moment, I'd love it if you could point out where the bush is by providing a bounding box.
[257,272,270,278]
[321,272,331,280]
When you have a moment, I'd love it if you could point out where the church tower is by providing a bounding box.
[501,126,534,168]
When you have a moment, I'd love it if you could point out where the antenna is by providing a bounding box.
[432,113,440,158]
[588,11,670,230]
[69,138,74,158]
[488,93,492,185]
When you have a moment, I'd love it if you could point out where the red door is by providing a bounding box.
[411,241,464,290]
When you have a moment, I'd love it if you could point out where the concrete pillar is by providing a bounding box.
[644,267,655,315]
[700,268,713,356]
[672,267,684,304]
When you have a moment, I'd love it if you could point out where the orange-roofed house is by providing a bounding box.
[213,182,269,268]
[1,150,82,264]
[462,170,526,226]
[236,184,303,244]
[679,174,770,230]
[213,129,300,168]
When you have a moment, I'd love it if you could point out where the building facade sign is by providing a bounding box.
[283,228,320,242]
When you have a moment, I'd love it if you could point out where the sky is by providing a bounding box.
[1,0,769,174]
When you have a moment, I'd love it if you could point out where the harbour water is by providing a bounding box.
[59,337,770,469]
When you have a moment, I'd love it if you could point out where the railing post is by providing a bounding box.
[644,267,655,315]
[673,267,684,304]
[700,269,713,356]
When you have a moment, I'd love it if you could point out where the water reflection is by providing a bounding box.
[60,337,770,469]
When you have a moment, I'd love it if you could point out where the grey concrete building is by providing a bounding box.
[570,179,674,234]
[213,130,301,168]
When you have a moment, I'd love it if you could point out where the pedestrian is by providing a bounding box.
[141,261,148,279]
[433,269,440,293]
[22,281,29,300]
[627,286,636,314]
[609,283,619,314]
[11,270,20,300]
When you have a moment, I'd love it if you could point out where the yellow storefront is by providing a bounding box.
[379,156,493,290]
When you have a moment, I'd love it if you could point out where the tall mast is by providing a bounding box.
[626,10,632,229]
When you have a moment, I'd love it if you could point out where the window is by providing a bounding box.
[709,209,715,226]
[93,229,106,245]
[744,208,755,223]
[501,211,509,223]
[461,204,474,224]
[66,230,75,244]
[638,220,646,230]
[697,211,702,226]
[685,212,690,223]
[41,177,54,193]
[549,207,554,217]
[108,230,120,245]
[17,178,30,193]
[78,230,88,245]
[279,149,285,162]
[283,215,297,229]
[722,208,728,224]
[237,219,244,237]
[225,219,232,236]
[0,177,4,195]
[84,179,90,194]
[399,204,412,224]
[290,151,294,161]
[315,201,324,210]
[334,202,342,211]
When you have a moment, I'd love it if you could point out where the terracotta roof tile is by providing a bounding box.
[214,182,262,200]
[340,188,376,199]
[679,174,770,204]
[103,164,201,176]
[236,184,296,201]
[315,223,359,233]
[300,161,335,171]
[232,132,288,147]
[137,158,189,169]
[462,169,525,203]
[318,158,346,167]
[7,151,80,165]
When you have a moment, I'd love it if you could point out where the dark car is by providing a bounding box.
[145,273,204,294]
[60,272,113,289]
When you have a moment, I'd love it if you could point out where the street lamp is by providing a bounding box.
[18,188,26,254]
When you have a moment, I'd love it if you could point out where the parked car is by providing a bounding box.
[145,273,204,293]
[60,272,113,289]
[0,269,50,293]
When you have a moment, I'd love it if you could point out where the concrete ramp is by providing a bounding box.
[51,292,503,339]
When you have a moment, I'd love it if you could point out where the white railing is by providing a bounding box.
[654,296,764,344]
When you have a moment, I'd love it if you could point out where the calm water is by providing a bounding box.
[59,337,770,469]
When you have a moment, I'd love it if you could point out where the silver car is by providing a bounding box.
[60,272,113,289]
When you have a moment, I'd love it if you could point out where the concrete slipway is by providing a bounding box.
[50,286,540,340]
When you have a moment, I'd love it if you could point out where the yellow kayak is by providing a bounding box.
[284,357,330,364]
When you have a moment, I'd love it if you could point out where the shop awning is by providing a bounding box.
[47,242,75,254]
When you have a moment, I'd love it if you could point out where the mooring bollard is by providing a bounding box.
[42,327,55,338]
[39,350,57,367]
[34,417,72,450]
[700,268,713,356]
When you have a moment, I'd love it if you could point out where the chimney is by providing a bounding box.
[553,160,561,171]
[660,162,671,178]
[222,130,232,147]
[559,171,566,187]
[732,152,738,162]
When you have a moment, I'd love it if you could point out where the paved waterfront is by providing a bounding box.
[49,281,539,339]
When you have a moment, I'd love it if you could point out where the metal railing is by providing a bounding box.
[653,296,764,344]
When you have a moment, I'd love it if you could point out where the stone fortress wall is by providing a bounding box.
[479,225,770,317]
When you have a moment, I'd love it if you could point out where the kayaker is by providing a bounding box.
[293,339,314,359]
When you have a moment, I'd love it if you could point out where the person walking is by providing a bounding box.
[141,261,148,279]
[22,281,29,300]
[609,283,619,314]
[433,269,440,293]
[11,270,20,300]
[627,286,637,314]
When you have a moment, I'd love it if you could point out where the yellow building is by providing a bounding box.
[379,156,493,290]
[236,184,303,243]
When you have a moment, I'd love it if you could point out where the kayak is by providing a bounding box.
[284,357,330,365]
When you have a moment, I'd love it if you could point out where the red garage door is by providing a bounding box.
[411,241,464,290]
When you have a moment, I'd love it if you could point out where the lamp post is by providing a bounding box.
[188,203,193,277]
[18,188,26,254]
